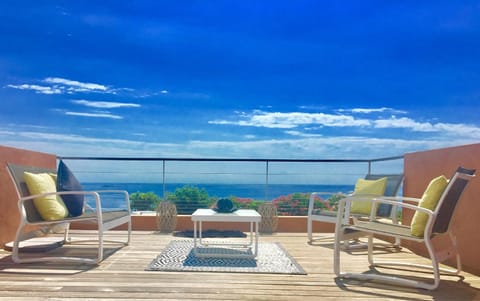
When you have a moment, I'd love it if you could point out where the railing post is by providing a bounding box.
[265,161,269,202]
[162,160,166,200]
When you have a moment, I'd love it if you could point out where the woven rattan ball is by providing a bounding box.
[258,202,278,233]
[156,201,177,233]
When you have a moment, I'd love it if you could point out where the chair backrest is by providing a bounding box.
[365,173,404,217]
[7,163,57,223]
[432,167,475,234]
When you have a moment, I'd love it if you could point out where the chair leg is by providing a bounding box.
[11,223,26,264]
[333,226,341,276]
[335,231,446,290]
[448,231,461,275]
[126,217,132,245]
[63,223,71,243]
[96,226,104,264]
[367,234,374,265]
[394,237,401,248]
[307,217,313,242]
[12,224,100,265]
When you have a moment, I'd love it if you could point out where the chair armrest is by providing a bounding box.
[343,196,435,223]
[337,195,428,222]
[19,191,100,203]
[371,196,423,210]
[19,190,131,222]
[88,190,131,212]
[18,191,103,223]
[371,196,422,204]
[335,195,392,233]
[373,197,433,214]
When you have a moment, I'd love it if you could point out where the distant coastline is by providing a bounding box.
[83,182,354,202]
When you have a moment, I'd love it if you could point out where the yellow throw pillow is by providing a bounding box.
[410,175,448,237]
[23,172,69,221]
[350,177,387,215]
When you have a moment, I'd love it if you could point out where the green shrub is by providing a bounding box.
[166,185,213,214]
[130,191,162,211]
[231,197,263,210]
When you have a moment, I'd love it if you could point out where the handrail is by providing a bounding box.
[57,155,404,212]
[57,155,404,163]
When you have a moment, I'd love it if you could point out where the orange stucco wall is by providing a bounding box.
[71,215,316,233]
[403,143,480,276]
[0,145,57,246]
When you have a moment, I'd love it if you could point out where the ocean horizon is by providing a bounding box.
[83,182,354,203]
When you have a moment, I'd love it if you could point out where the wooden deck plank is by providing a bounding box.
[0,231,479,300]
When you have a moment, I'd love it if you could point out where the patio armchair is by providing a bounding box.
[307,173,404,247]
[6,162,132,264]
[333,167,475,290]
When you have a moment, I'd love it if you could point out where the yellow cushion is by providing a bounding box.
[350,177,387,214]
[410,175,448,237]
[23,172,69,221]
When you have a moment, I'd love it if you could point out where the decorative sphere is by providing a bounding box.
[215,198,235,212]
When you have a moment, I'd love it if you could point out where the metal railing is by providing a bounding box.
[57,155,404,215]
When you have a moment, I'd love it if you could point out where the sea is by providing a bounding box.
[82,182,354,207]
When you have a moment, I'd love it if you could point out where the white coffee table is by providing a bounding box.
[191,209,261,258]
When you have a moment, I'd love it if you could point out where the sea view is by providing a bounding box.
[82,182,354,208]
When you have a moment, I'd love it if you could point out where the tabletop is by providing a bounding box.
[191,209,261,222]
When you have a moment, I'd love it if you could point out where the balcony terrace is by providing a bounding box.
[0,143,479,300]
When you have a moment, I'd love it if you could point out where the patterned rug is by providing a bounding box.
[146,240,306,275]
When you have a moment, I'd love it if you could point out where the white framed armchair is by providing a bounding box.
[6,162,132,264]
[307,173,404,246]
[334,167,475,290]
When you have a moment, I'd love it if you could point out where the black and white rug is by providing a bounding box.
[146,240,306,275]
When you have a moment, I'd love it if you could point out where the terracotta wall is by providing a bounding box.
[403,143,480,276]
[72,215,313,233]
[0,145,57,246]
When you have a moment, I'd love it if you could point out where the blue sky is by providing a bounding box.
[1,1,479,163]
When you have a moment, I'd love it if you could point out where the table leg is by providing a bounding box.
[193,220,197,250]
[254,221,259,257]
[249,222,254,245]
[199,220,203,245]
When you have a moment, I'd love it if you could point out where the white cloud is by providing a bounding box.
[339,107,408,114]
[2,127,473,160]
[7,77,121,95]
[209,110,480,140]
[65,111,123,119]
[284,130,323,137]
[209,111,371,129]
[374,117,480,138]
[72,100,141,108]
[44,77,108,91]
[185,135,462,160]
[0,128,182,157]
[434,123,480,138]
[7,84,62,94]
[1,123,477,184]
[374,117,436,131]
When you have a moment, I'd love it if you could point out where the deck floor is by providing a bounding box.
[0,231,479,300]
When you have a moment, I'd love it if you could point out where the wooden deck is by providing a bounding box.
[0,231,479,300]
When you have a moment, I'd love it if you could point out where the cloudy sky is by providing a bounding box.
[1,1,479,164]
